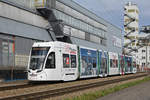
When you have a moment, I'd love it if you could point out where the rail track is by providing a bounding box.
[0,72,145,92]
[0,83,29,91]
[0,72,146,92]
[0,73,148,100]
[0,81,58,91]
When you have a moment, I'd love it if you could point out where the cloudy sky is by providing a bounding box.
[73,0,150,30]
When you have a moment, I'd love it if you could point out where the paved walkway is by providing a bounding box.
[97,80,150,100]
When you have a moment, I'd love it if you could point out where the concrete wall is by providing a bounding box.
[106,23,122,53]
[0,1,48,29]
[0,17,52,41]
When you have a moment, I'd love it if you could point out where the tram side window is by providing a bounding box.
[102,58,106,68]
[45,52,55,69]
[116,60,118,68]
[133,62,136,68]
[71,55,76,68]
[92,57,97,68]
[128,62,131,67]
[88,56,92,68]
[110,59,113,68]
[110,59,118,68]
[104,58,107,69]
[63,54,70,68]
[120,59,124,68]
[82,56,87,68]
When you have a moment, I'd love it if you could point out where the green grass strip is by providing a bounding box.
[65,76,150,100]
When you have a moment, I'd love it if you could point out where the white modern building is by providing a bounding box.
[138,33,150,68]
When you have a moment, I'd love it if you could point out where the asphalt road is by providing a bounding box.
[97,80,150,100]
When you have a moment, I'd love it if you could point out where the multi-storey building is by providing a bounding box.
[138,33,150,68]
[124,2,139,55]
[124,2,141,68]
[124,2,150,69]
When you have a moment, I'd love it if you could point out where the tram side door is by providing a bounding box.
[104,51,108,76]
[99,51,108,77]
[120,55,125,75]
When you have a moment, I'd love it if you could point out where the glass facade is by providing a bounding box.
[56,1,107,31]
[54,8,106,39]
[54,1,107,45]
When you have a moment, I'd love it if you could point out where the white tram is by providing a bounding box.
[28,41,78,81]
[27,41,136,81]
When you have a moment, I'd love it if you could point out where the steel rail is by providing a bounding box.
[0,73,148,100]
[0,82,56,91]
[0,72,144,91]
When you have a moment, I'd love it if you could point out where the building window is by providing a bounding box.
[90,34,100,43]
[64,26,71,35]
[142,56,146,59]
[101,39,107,46]
[142,50,145,53]
[142,63,145,67]
[85,33,90,41]
[71,28,85,39]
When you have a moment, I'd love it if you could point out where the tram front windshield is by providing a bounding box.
[29,47,50,70]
